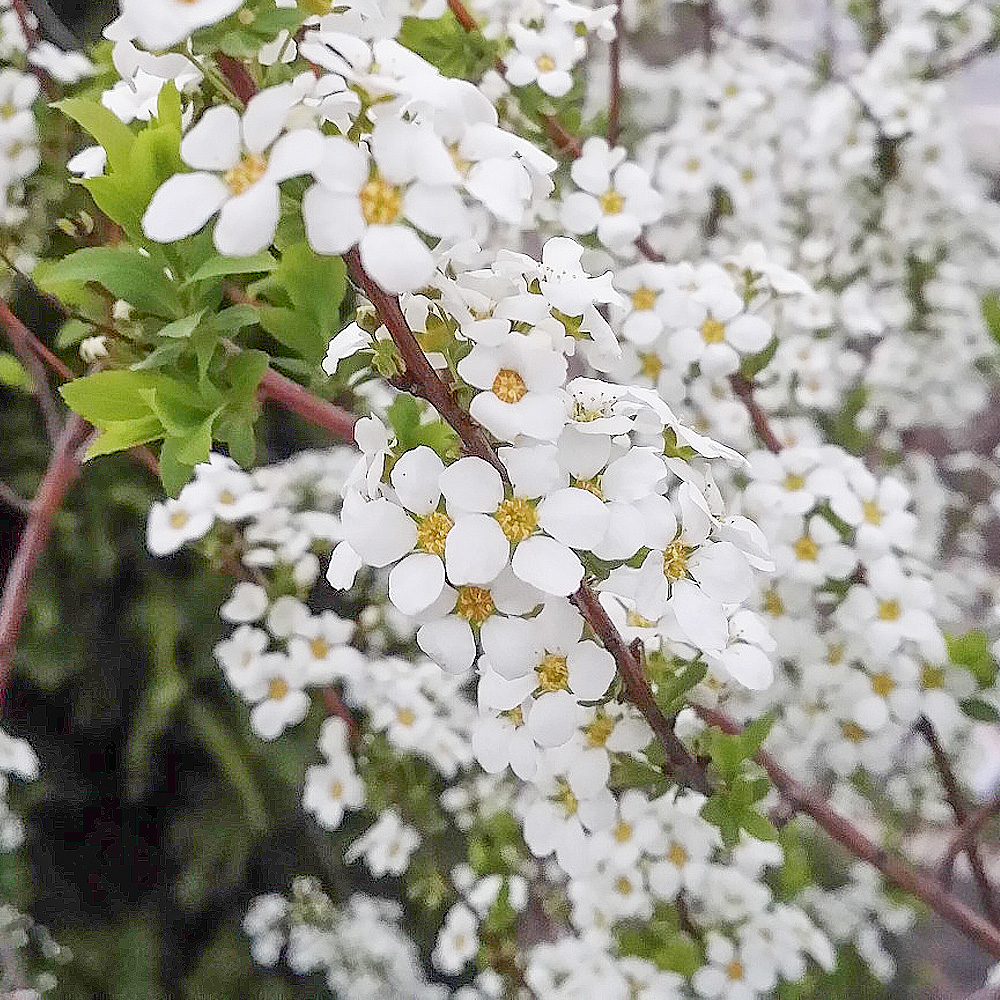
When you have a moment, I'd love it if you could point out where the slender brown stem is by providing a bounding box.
[607,3,624,146]
[320,686,361,748]
[942,791,1000,883]
[0,414,89,707]
[0,300,62,444]
[259,367,357,444]
[916,715,1000,926]
[11,0,38,47]
[695,703,1000,958]
[729,373,783,453]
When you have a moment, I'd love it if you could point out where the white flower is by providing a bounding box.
[302,757,365,829]
[220,582,269,623]
[432,904,478,974]
[143,101,322,255]
[345,809,420,877]
[244,653,311,739]
[147,494,214,556]
[303,118,466,293]
[561,138,663,251]
[505,22,582,98]
[693,932,777,1000]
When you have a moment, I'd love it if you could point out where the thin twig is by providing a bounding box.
[695,703,1000,958]
[0,481,33,517]
[729,373,783,453]
[942,791,1000,883]
[259,367,357,444]
[916,715,1000,926]
[24,0,79,50]
[0,414,89,708]
[606,2,624,146]
[0,299,63,444]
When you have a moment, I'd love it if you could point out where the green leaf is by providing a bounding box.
[61,370,162,424]
[158,436,196,495]
[37,247,182,318]
[947,630,998,687]
[185,251,278,285]
[257,305,326,361]
[961,697,1000,722]
[173,410,219,466]
[397,14,499,78]
[224,349,269,404]
[157,311,206,339]
[84,415,165,459]
[55,96,135,173]
[983,293,1000,345]
[0,352,32,391]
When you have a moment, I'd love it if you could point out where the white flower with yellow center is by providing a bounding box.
[457,332,568,442]
[242,652,311,740]
[146,493,214,556]
[504,22,583,98]
[143,98,322,255]
[116,0,246,50]
[303,118,466,293]
[561,137,664,251]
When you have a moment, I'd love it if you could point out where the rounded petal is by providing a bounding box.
[142,172,228,243]
[445,514,509,584]
[439,456,503,514]
[214,181,280,255]
[717,643,774,690]
[537,487,609,550]
[360,225,436,294]
[343,497,417,567]
[526,691,577,747]
[388,552,445,615]
[472,716,513,773]
[181,105,241,171]
[303,183,365,255]
[390,445,444,514]
[512,536,584,596]
[567,641,615,699]
[417,616,475,674]
[480,615,538,680]
[266,128,324,181]
[403,183,467,238]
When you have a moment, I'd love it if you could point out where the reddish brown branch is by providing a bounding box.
[0,299,62,444]
[942,791,1000,882]
[0,414,89,707]
[259,367,357,443]
[729,373,783,453]
[916,715,1000,926]
[695,704,1000,958]
[320,686,361,748]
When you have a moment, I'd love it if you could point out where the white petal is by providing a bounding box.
[690,541,753,604]
[360,225,436,294]
[214,182,280,255]
[439,457,503,514]
[403,183,467,238]
[512,536,583,597]
[343,497,417,567]
[445,514,509,585]
[717,643,774,690]
[480,615,537,680]
[181,105,241,171]
[417,616,475,674]
[537,487,609,550]
[601,449,667,502]
[313,135,370,193]
[668,580,728,655]
[472,716,513,773]
[142,173,228,243]
[266,128,323,182]
[567,641,615,699]
[303,184,365,255]
[527,691,577,747]
[390,445,444,514]
[327,540,362,589]
[388,552,445,615]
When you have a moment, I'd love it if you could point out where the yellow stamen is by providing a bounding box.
[492,368,527,403]
[455,586,495,625]
[416,510,453,556]
[495,497,537,543]
[224,154,267,195]
[359,176,402,225]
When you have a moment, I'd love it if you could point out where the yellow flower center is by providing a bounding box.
[536,54,556,73]
[615,875,634,896]
[492,367,527,403]
[613,820,633,843]
[268,678,289,701]
[0,103,15,120]
[397,707,416,726]
[870,671,894,697]
[921,663,945,690]
[827,642,844,665]
[572,476,605,500]
[360,176,402,225]
[224,154,268,195]
[841,721,867,743]
[449,144,471,176]
[536,652,569,692]
[700,317,726,344]
[662,540,689,580]
[626,609,655,628]
[668,841,689,867]
[639,352,663,380]
[685,157,701,173]
[863,500,883,525]
[726,960,745,982]
[219,489,237,506]
[309,637,330,660]
[585,714,615,747]
[329,780,343,799]
[783,473,806,491]
[599,189,624,215]
[505,705,525,727]
[169,509,189,530]
[556,780,578,816]
[631,287,658,311]
[495,497,537,542]
[416,510,453,557]
[762,588,784,617]
[455,586,495,625]
[793,535,819,562]
[878,599,901,622]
